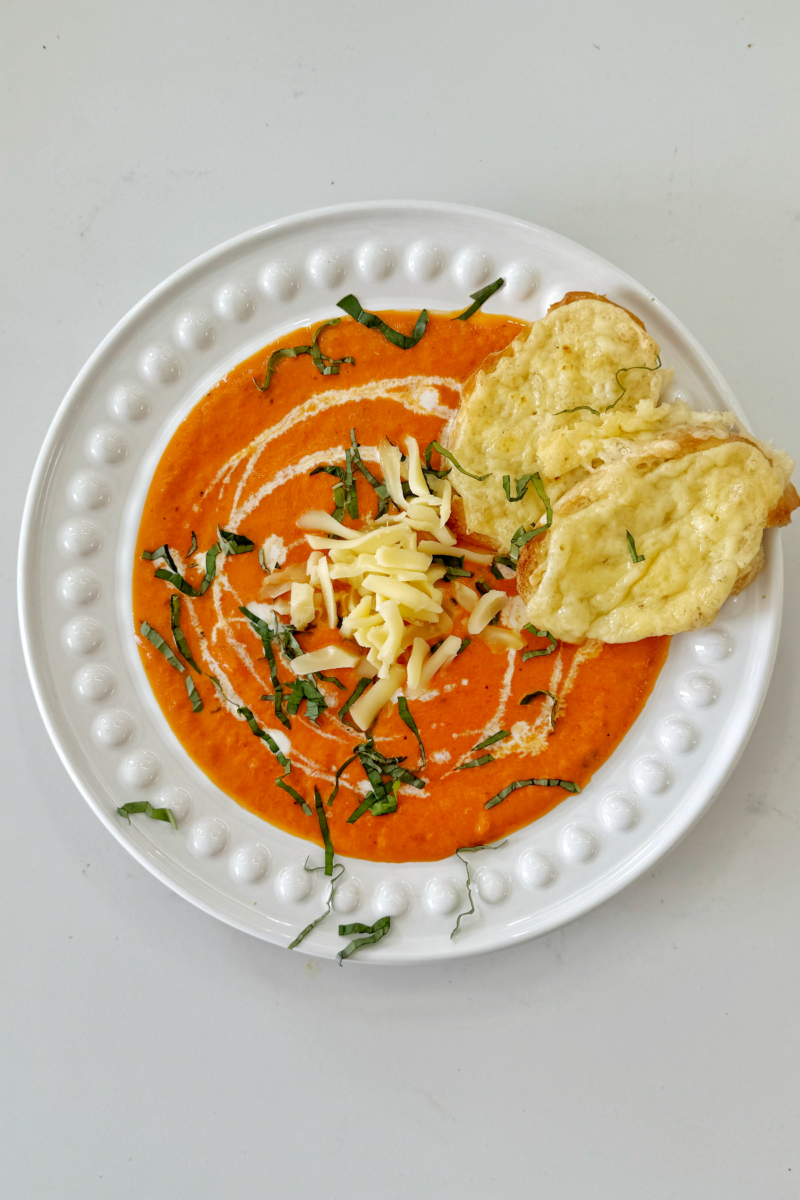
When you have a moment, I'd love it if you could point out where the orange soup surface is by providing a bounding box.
[134,313,669,862]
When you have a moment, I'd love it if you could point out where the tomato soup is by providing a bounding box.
[134,312,668,862]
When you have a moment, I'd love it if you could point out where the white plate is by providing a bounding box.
[18,201,782,963]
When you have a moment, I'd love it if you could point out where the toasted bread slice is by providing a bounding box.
[444,295,672,552]
[516,435,795,643]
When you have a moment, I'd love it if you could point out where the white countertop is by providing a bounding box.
[4,3,799,1196]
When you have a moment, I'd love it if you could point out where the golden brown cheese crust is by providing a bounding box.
[447,293,796,642]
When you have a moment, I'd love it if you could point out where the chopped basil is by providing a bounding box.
[503,474,554,566]
[258,546,269,571]
[238,704,291,774]
[605,357,662,412]
[140,620,185,673]
[207,674,233,706]
[276,775,313,816]
[337,916,391,963]
[169,595,201,672]
[286,676,328,723]
[308,318,356,377]
[313,787,335,876]
[343,447,359,520]
[346,738,424,823]
[253,320,355,391]
[450,841,507,938]
[422,440,490,482]
[289,863,345,949]
[485,776,579,810]
[154,541,220,596]
[185,673,203,713]
[117,800,178,829]
[350,429,390,518]
[311,464,347,522]
[453,277,505,321]
[327,750,360,807]
[337,294,428,349]
[317,672,345,690]
[218,527,255,556]
[455,753,494,770]
[489,563,504,579]
[502,474,533,503]
[473,730,510,752]
[141,544,177,572]
[559,404,600,416]
[456,637,471,655]
[627,530,645,563]
[398,696,425,766]
[186,531,197,557]
[475,579,490,595]
[521,625,557,660]
[338,678,371,728]
[519,689,558,730]
[240,606,290,730]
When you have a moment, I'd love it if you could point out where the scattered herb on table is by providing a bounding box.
[337,916,391,963]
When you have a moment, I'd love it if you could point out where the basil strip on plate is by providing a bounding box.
[521,625,557,660]
[169,594,201,672]
[453,277,505,321]
[140,620,185,673]
[141,543,177,572]
[289,863,345,949]
[117,800,178,829]
[450,841,507,938]
[398,696,425,766]
[337,294,428,349]
[337,916,391,963]
[423,440,490,482]
[485,777,580,810]
[313,787,335,876]
[627,530,645,563]
[473,730,510,752]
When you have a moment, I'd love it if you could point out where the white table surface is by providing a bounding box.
[4,3,800,1196]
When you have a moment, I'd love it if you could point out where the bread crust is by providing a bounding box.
[546,290,646,330]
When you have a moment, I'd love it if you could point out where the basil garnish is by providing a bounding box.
[186,531,197,557]
[313,787,335,876]
[218,527,255,555]
[502,474,533,503]
[337,916,391,963]
[117,800,178,829]
[473,730,510,752]
[336,294,428,350]
[338,678,371,728]
[311,464,347,522]
[289,863,345,949]
[346,737,424,824]
[327,749,360,807]
[140,620,185,673]
[398,696,425,766]
[276,775,313,816]
[522,625,557,660]
[422,440,490,482]
[485,777,579,810]
[238,704,291,774]
[451,841,507,937]
[456,637,471,655]
[154,541,220,596]
[350,429,390,517]
[185,673,203,713]
[496,474,554,569]
[520,689,558,730]
[627,531,645,563]
[604,356,662,412]
[169,595,201,672]
[455,754,494,770]
[453,277,505,321]
[253,319,355,391]
[240,606,290,729]
[141,544,177,572]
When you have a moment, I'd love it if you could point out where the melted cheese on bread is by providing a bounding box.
[445,297,671,550]
[516,440,785,642]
